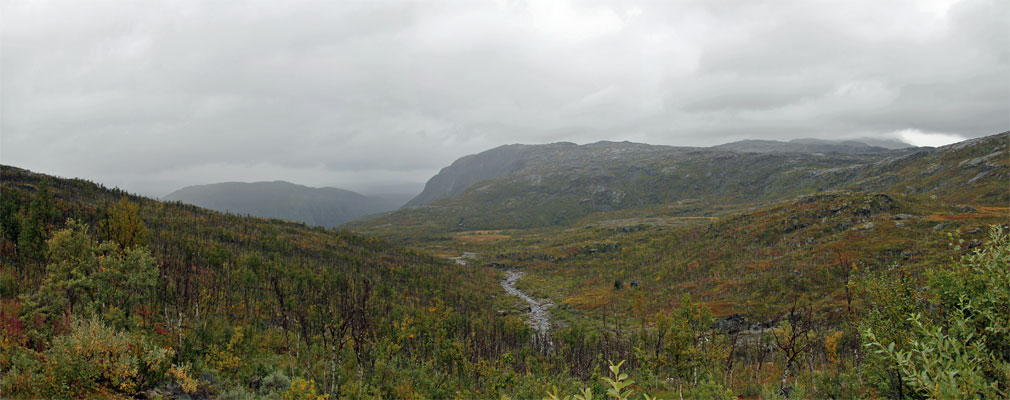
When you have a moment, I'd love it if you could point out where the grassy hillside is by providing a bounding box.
[492,192,1004,319]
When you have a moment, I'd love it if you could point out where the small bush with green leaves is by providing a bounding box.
[1,317,173,398]
[862,226,1010,398]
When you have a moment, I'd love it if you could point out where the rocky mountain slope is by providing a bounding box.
[404,142,585,207]
[404,138,914,208]
[351,132,1007,232]
[164,180,403,228]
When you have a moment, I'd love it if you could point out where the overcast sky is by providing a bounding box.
[2,0,1007,197]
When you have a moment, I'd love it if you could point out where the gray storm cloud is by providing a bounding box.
[1,0,1007,197]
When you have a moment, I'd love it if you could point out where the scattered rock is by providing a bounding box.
[958,151,1004,168]
[967,170,990,184]
[448,252,478,265]
[852,222,875,231]
[578,243,621,255]
[529,253,557,262]
[893,214,916,220]
[501,271,551,335]
[958,205,978,213]
[714,314,748,333]
[921,164,942,177]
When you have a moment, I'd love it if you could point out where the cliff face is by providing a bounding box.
[404,143,578,207]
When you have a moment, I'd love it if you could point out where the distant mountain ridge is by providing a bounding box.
[711,138,895,154]
[790,137,915,149]
[164,181,403,228]
[352,132,1006,232]
[404,137,915,208]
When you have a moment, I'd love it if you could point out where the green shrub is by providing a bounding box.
[262,371,292,394]
[219,386,258,400]
[684,379,735,400]
[50,318,173,396]
[1,317,173,398]
[862,226,1010,398]
[284,377,329,400]
[0,344,43,396]
[21,219,158,335]
[0,271,15,298]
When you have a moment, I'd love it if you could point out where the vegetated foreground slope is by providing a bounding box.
[0,166,571,398]
[164,180,403,228]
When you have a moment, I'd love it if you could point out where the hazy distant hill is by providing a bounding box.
[712,138,897,154]
[164,181,403,227]
[790,137,915,149]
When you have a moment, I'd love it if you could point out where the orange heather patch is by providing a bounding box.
[925,213,989,221]
[676,282,698,290]
[713,280,743,295]
[562,287,614,310]
[455,234,509,243]
[925,205,1008,221]
[705,300,737,317]
[744,260,774,271]
[977,206,1009,214]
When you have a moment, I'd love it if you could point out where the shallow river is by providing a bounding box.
[500,270,551,335]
